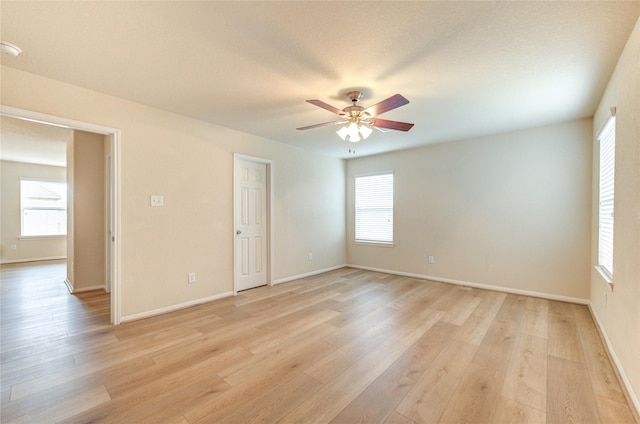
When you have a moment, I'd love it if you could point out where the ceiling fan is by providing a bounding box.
[296,91,414,152]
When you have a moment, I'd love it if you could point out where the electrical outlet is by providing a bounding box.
[188,272,196,284]
[307,253,313,261]
[428,256,434,264]
[10,244,17,251]
[151,195,164,207]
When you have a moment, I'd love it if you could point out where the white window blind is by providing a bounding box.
[20,179,67,237]
[597,114,616,280]
[355,172,393,243]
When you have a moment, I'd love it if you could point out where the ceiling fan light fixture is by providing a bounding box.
[359,124,372,139]
[346,122,360,142]
[1,41,22,57]
[336,125,349,140]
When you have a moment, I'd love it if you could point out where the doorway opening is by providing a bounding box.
[1,105,122,324]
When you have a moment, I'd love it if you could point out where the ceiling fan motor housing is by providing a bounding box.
[346,91,363,103]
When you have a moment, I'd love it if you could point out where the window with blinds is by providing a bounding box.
[355,172,393,244]
[20,179,67,237]
[597,114,616,281]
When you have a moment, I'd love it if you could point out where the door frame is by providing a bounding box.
[1,105,123,324]
[233,153,273,295]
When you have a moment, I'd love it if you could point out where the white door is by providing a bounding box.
[235,159,267,291]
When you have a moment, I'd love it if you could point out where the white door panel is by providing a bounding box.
[235,159,267,291]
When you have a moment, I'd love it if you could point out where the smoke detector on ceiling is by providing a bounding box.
[1,42,22,57]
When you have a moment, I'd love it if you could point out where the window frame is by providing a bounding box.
[20,177,68,239]
[595,111,616,285]
[354,171,394,246]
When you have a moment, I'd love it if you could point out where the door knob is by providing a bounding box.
[236,230,242,235]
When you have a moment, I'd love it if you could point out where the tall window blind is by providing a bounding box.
[355,172,393,243]
[597,114,616,280]
[20,179,67,237]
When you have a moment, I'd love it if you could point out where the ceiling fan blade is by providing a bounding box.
[296,120,343,130]
[306,100,344,115]
[363,94,409,116]
[371,118,414,132]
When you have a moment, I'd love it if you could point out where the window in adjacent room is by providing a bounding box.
[596,108,616,283]
[355,172,394,244]
[20,178,67,237]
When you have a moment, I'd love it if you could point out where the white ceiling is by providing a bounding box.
[1,1,638,159]
[0,116,70,167]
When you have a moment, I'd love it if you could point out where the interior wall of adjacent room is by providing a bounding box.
[590,16,640,412]
[70,130,106,291]
[0,66,346,318]
[346,118,592,300]
[0,160,67,263]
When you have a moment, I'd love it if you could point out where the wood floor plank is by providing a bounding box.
[184,340,336,423]
[219,373,323,424]
[455,290,506,346]
[440,291,482,326]
[278,344,405,423]
[546,355,601,423]
[492,396,546,424]
[329,369,414,424]
[396,339,479,423]
[547,301,585,363]
[5,385,111,424]
[1,262,635,424]
[573,305,629,404]
[304,319,396,384]
[439,362,505,424]
[8,354,154,411]
[520,297,548,338]
[387,320,459,382]
[384,411,417,424]
[594,395,637,424]
[500,332,547,411]
[219,323,337,388]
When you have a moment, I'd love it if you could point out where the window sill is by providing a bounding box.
[19,235,67,240]
[354,240,395,248]
[595,265,614,291]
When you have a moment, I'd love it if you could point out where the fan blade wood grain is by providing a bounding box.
[371,118,414,131]
[363,94,409,116]
[296,120,343,130]
[306,100,344,115]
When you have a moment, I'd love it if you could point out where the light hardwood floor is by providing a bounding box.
[1,260,637,423]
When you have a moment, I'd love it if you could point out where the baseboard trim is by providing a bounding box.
[120,291,234,323]
[64,278,73,293]
[73,285,106,293]
[272,264,347,285]
[588,303,640,420]
[347,264,589,305]
[1,256,67,265]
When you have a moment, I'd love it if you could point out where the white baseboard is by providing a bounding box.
[120,291,234,323]
[347,264,589,305]
[64,279,105,294]
[73,285,106,293]
[64,278,73,293]
[1,256,66,265]
[272,264,347,285]
[588,303,640,417]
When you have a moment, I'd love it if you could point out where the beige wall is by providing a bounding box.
[347,118,593,300]
[0,160,67,263]
[71,131,106,291]
[590,17,640,410]
[0,66,346,318]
